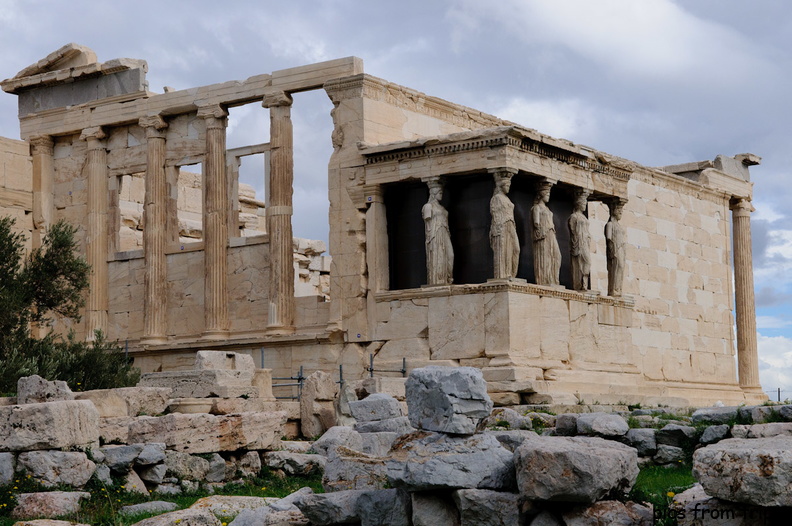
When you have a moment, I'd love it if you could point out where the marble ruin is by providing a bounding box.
[0,43,766,406]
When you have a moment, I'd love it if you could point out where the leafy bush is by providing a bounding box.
[0,217,139,394]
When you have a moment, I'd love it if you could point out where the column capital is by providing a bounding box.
[80,126,106,148]
[29,135,54,155]
[139,115,169,138]
[197,104,228,128]
[730,197,755,215]
[262,91,293,108]
[487,167,518,179]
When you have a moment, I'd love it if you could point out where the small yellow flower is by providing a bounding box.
[120,485,125,489]
[667,491,675,498]
[101,488,105,491]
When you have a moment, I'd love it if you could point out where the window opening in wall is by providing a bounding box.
[113,172,146,253]
[226,104,270,238]
[174,162,203,245]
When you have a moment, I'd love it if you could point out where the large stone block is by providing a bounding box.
[128,411,285,453]
[17,375,74,404]
[0,400,99,451]
[576,413,628,438]
[17,451,95,488]
[452,489,521,526]
[515,436,639,503]
[12,491,91,520]
[295,490,365,525]
[693,437,792,506]
[138,370,257,398]
[357,489,411,526]
[323,447,390,492]
[406,366,493,435]
[75,387,170,417]
[349,393,403,422]
[411,492,460,526]
[194,350,255,370]
[428,295,486,360]
[561,501,653,526]
[386,431,515,491]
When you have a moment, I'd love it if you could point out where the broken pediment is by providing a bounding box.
[13,43,98,79]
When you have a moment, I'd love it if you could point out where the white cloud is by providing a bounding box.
[758,333,792,396]
[757,316,791,330]
[494,98,592,141]
[753,201,784,223]
[451,0,773,87]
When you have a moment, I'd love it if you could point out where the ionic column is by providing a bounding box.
[197,105,230,339]
[140,115,169,344]
[263,91,295,333]
[366,187,389,292]
[30,135,54,250]
[80,126,108,341]
[731,198,762,391]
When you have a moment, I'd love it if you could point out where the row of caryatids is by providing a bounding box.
[423,170,627,296]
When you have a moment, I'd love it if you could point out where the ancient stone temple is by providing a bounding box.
[0,44,765,406]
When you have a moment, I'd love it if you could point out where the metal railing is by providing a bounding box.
[271,365,305,400]
[366,354,407,378]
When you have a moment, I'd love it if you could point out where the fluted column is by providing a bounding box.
[366,186,389,292]
[30,135,54,250]
[731,198,762,391]
[140,115,169,344]
[80,126,108,341]
[263,91,295,333]
[197,105,230,339]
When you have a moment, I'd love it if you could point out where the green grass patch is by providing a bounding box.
[629,463,696,526]
[0,468,323,526]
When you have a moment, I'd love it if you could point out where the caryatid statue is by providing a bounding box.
[568,189,592,291]
[489,170,520,279]
[605,199,627,296]
[531,180,561,286]
[422,177,454,285]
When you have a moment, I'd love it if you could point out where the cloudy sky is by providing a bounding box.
[1,0,791,398]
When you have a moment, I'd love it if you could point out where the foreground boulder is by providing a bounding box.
[127,411,285,453]
[693,437,792,506]
[17,451,95,488]
[406,366,493,435]
[515,436,638,503]
[0,400,99,451]
[16,375,74,404]
[12,491,90,519]
[386,431,515,491]
[561,500,653,525]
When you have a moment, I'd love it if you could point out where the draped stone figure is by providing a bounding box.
[605,199,626,296]
[568,189,591,291]
[531,181,561,286]
[489,171,519,279]
[422,178,454,285]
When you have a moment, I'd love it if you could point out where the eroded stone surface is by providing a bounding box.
[515,436,638,503]
[386,431,515,491]
[693,437,792,506]
[406,366,493,436]
[12,492,90,520]
[0,400,99,451]
[17,375,74,404]
[453,488,521,526]
[17,451,95,488]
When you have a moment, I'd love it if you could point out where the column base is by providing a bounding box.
[201,329,230,341]
[140,336,168,346]
[741,386,769,403]
[266,324,296,336]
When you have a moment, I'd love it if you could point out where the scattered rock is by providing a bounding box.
[561,500,653,526]
[12,492,90,520]
[515,436,638,503]
[386,431,515,491]
[576,413,628,438]
[554,414,579,436]
[355,416,414,434]
[263,451,326,476]
[17,375,74,404]
[101,444,144,473]
[136,443,166,465]
[17,451,95,488]
[453,488,521,526]
[348,393,403,422]
[205,453,226,483]
[357,488,411,526]
[406,367,493,436]
[655,424,697,448]
[625,428,657,457]
[0,451,15,486]
[138,463,167,484]
[128,508,222,525]
[486,408,533,431]
[360,432,399,456]
[700,424,730,445]
[486,429,537,452]
[693,437,792,506]
[165,451,210,480]
[323,447,389,492]
[411,491,460,526]
[691,407,738,425]
[120,501,179,517]
[654,444,685,465]
[310,426,363,456]
[295,490,364,525]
